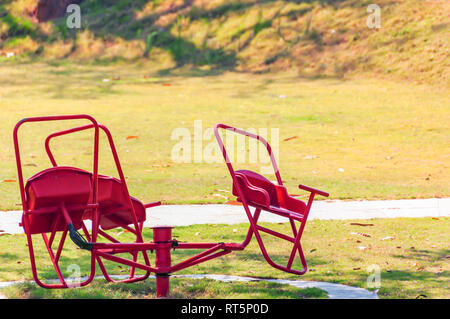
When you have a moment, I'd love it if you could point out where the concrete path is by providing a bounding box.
[0,274,378,299]
[2,198,447,299]
[1,198,448,234]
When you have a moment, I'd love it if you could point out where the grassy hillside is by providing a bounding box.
[0,0,449,85]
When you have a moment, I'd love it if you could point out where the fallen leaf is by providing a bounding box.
[162,83,171,86]
[283,136,298,142]
[381,236,394,241]
[225,200,242,206]
[353,267,361,270]
[350,223,374,227]
[126,135,139,140]
[152,164,170,168]
[23,163,37,167]
[310,249,317,253]
[215,189,230,193]
[431,217,439,220]
[213,193,228,199]
[1,179,16,183]
[350,232,371,238]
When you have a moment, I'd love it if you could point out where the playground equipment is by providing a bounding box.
[215,124,329,275]
[13,115,328,297]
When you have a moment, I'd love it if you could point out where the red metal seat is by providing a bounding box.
[13,115,329,297]
[24,166,92,235]
[13,115,158,288]
[84,175,146,231]
[233,169,306,221]
[24,167,148,234]
[215,124,329,275]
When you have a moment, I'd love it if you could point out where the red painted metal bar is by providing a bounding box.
[54,231,67,264]
[43,122,153,283]
[42,233,67,287]
[98,229,121,243]
[214,123,329,276]
[14,116,329,296]
[215,124,303,274]
[169,244,226,273]
[299,184,329,198]
[13,115,100,289]
[94,250,156,273]
[170,250,232,274]
[48,212,62,247]
[45,123,145,235]
[255,225,296,243]
[214,124,283,185]
[152,227,172,297]
[144,201,162,208]
[286,192,316,271]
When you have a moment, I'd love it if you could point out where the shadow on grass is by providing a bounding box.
[391,248,449,262]
[3,276,327,299]
[1,0,363,80]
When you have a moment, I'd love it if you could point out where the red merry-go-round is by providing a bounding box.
[13,115,328,297]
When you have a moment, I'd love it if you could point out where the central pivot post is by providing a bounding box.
[152,226,173,297]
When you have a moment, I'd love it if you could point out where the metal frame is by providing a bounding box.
[13,115,328,296]
[214,123,329,275]
[14,115,100,288]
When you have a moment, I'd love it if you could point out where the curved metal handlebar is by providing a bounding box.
[298,184,329,197]
[13,115,100,212]
[214,123,282,185]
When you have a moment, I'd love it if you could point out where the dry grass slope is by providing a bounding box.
[0,0,449,85]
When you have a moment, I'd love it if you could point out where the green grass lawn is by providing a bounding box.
[0,61,449,210]
[2,278,328,299]
[0,217,448,299]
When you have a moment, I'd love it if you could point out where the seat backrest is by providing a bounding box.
[25,167,146,234]
[26,167,93,209]
[24,167,92,234]
[232,170,279,207]
[84,175,146,230]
